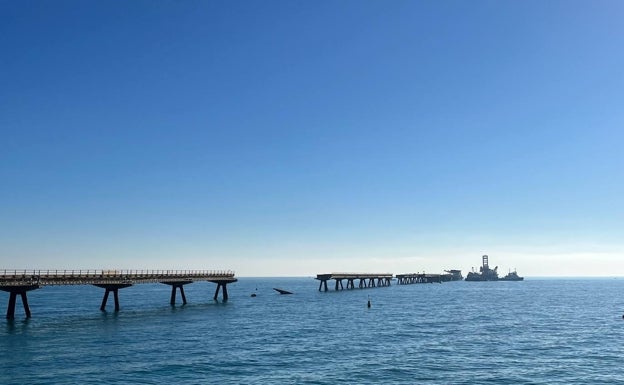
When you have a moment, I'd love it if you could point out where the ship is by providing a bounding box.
[500,269,524,281]
[465,255,499,281]
[465,255,524,281]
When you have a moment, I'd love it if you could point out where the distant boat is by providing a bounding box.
[500,269,524,281]
[273,288,293,295]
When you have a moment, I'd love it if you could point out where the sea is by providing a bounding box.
[1,277,623,384]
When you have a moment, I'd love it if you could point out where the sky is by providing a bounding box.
[1,1,623,277]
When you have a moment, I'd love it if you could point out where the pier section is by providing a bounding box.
[395,273,443,284]
[316,273,393,291]
[0,269,237,319]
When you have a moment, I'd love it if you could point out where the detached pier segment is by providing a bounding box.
[316,273,393,292]
[0,270,237,319]
[396,273,443,284]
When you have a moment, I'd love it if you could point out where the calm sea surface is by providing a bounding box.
[2,278,623,384]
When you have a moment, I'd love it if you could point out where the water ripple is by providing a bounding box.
[1,278,624,383]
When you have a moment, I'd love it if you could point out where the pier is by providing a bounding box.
[316,273,393,291]
[395,273,443,284]
[0,269,237,319]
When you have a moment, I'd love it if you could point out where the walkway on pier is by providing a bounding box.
[316,273,393,291]
[0,269,237,319]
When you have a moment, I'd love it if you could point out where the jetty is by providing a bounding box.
[0,269,237,319]
[316,273,393,291]
[395,273,443,284]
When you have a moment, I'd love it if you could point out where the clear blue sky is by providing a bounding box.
[1,1,623,276]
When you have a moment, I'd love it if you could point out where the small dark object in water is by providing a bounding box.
[273,288,293,295]
[251,293,257,297]
[367,295,371,308]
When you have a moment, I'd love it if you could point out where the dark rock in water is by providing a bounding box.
[251,293,257,297]
[273,288,293,295]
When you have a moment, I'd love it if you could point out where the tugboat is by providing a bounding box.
[500,269,524,281]
[465,255,499,281]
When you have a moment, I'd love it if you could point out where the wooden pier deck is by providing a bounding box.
[0,269,237,319]
[316,273,393,291]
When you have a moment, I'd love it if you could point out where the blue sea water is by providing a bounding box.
[2,277,624,384]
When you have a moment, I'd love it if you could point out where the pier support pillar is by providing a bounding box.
[1,285,39,320]
[95,284,132,312]
[208,279,236,301]
[333,279,344,290]
[7,292,16,319]
[163,281,191,305]
[20,292,31,318]
[316,274,333,292]
[213,282,229,301]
